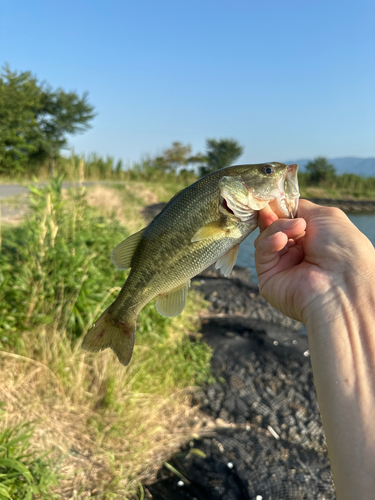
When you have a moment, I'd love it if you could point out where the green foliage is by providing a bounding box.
[297,161,375,198]
[0,404,58,499]
[0,177,214,496]
[127,159,197,184]
[0,176,128,345]
[38,87,96,176]
[134,293,214,391]
[199,138,244,176]
[0,177,213,389]
[0,65,95,176]
[25,151,198,184]
[0,66,45,174]
[153,142,193,173]
[114,159,123,178]
[147,141,206,175]
[305,156,336,184]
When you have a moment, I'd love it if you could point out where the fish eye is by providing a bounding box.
[262,164,274,175]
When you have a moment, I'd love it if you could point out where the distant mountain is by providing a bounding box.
[284,157,375,177]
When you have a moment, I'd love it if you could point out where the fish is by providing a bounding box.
[82,162,299,365]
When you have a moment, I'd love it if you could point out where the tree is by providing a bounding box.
[0,66,45,174]
[151,141,205,174]
[162,142,192,172]
[38,87,95,175]
[0,65,95,176]
[305,156,336,184]
[199,138,244,177]
[114,159,123,178]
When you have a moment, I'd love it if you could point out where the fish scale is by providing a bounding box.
[82,162,299,365]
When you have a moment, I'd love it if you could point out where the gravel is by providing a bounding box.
[146,266,336,500]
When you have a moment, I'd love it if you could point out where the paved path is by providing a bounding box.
[0,181,103,222]
[0,181,103,200]
[0,184,30,200]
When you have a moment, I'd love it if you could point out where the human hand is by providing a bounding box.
[255,199,375,499]
[254,199,375,326]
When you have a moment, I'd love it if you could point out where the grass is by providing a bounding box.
[2,148,375,200]
[1,161,374,496]
[0,177,213,498]
[0,402,58,499]
[298,172,375,200]
[3,152,375,201]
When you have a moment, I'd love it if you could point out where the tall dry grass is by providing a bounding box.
[0,178,212,498]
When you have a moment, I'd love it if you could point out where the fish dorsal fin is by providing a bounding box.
[111,228,145,270]
[215,245,239,277]
[156,281,190,317]
[191,220,226,243]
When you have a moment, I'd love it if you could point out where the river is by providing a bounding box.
[237,213,375,282]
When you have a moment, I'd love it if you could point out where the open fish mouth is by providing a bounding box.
[269,163,300,219]
[284,163,300,218]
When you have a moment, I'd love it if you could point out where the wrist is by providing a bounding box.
[304,265,375,499]
[304,264,375,336]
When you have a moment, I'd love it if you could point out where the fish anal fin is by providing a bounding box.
[82,309,137,366]
[215,245,239,277]
[111,228,145,270]
[191,220,226,243]
[156,281,190,317]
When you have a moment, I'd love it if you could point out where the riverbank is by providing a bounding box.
[2,179,375,225]
[307,197,375,213]
[147,266,335,499]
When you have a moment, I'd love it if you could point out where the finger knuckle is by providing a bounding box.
[326,206,345,219]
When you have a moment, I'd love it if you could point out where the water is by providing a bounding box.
[237,213,375,283]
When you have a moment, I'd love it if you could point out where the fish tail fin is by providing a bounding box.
[82,308,137,366]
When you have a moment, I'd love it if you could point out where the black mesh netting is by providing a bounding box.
[147,430,334,499]
[145,263,336,500]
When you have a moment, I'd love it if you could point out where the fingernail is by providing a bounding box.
[271,231,282,240]
[279,218,302,228]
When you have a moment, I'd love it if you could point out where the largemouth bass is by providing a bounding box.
[82,162,299,365]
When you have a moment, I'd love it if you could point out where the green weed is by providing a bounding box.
[0,177,129,345]
[0,177,213,498]
[0,403,58,499]
[298,171,375,199]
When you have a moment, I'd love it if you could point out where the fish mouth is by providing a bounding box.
[285,163,300,218]
[269,164,300,218]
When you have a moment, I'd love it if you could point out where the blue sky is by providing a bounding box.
[1,0,374,165]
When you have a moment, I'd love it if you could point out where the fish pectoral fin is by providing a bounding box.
[156,281,190,317]
[215,245,239,277]
[111,228,145,270]
[191,220,226,243]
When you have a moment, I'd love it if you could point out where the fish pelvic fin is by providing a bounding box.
[156,281,190,317]
[82,309,137,366]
